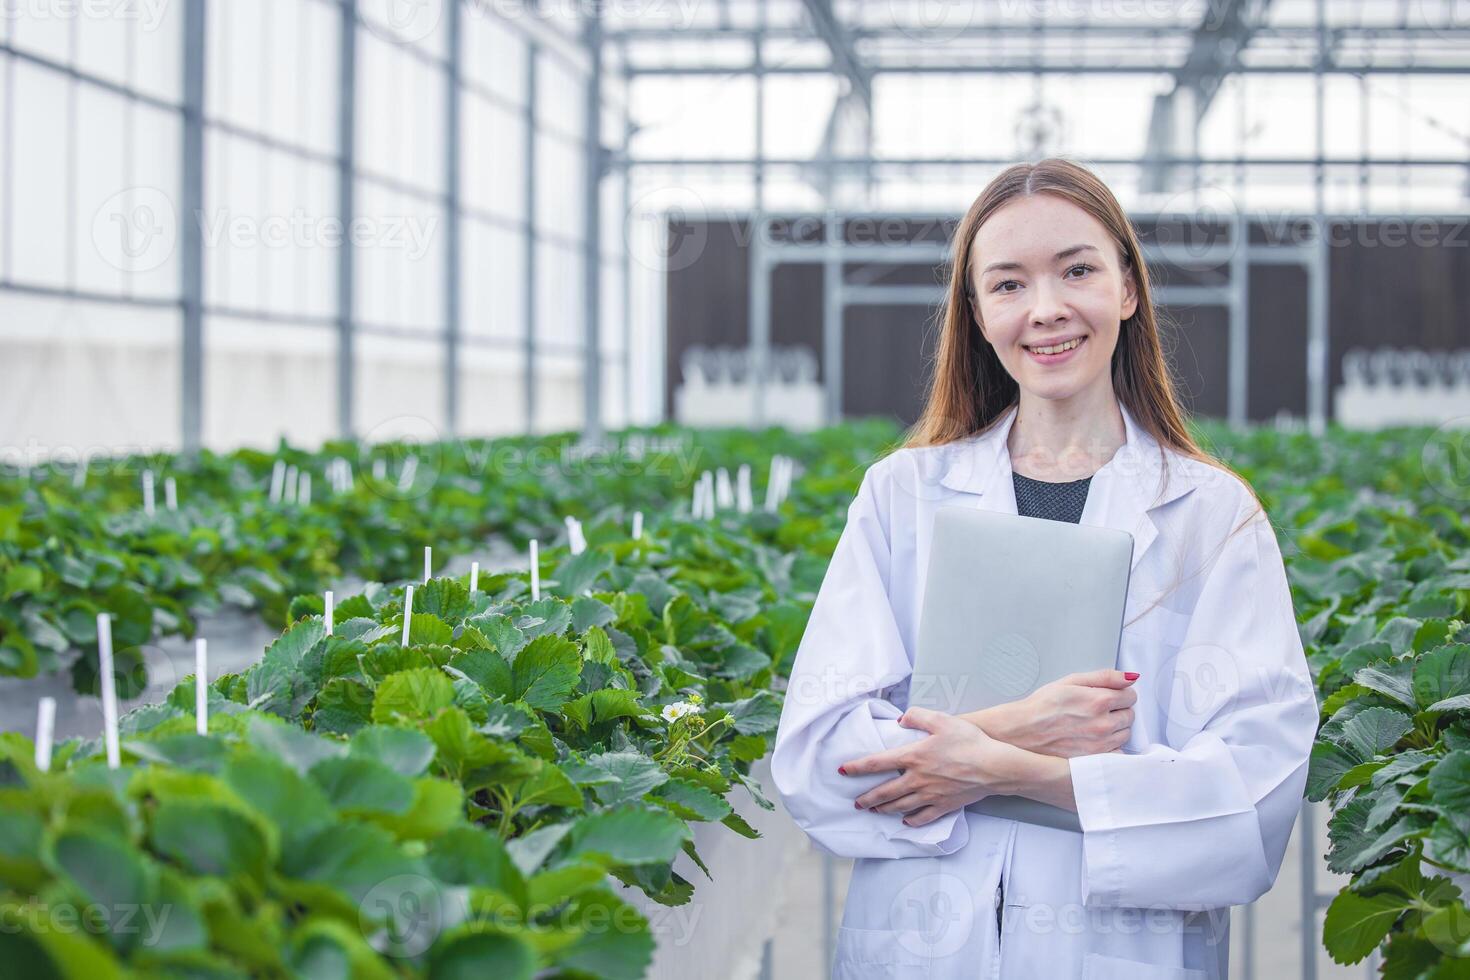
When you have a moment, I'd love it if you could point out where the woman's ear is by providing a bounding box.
[1120,268,1139,322]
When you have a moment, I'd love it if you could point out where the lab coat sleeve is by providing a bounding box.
[1069,501,1319,911]
[771,463,971,859]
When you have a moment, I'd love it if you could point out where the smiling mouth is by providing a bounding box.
[1023,337,1085,355]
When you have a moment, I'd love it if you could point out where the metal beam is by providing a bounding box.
[623,60,1470,77]
[607,153,1470,171]
[797,0,872,110]
[1143,0,1270,194]
[180,0,205,453]
[337,0,358,439]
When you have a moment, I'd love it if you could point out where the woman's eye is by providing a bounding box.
[990,264,1094,294]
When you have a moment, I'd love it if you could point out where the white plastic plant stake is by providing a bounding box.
[530,539,540,602]
[73,458,88,489]
[324,590,334,636]
[373,458,387,481]
[164,476,178,511]
[96,613,120,769]
[398,455,418,493]
[469,562,479,594]
[702,471,716,517]
[763,458,780,512]
[716,468,734,509]
[631,511,643,540]
[299,473,311,507]
[142,469,155,516]
[779,455,795,505]
[34,697,55,772]
[401,585,414,647]
[195,638,208,735]
[424,546,433,584]
[690,481,701,519]
[269,460,285,503]
[284,465,298,505]
[736,464,752,514]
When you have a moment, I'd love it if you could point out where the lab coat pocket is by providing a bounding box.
[1082,951,1207,980]
[832,926,930,979]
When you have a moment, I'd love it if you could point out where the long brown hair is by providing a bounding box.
[905,158,1267,595]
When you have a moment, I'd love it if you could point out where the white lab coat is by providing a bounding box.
[771,401,1318,980]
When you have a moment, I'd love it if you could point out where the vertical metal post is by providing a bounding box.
[582,6,604,443]
[822,851,835,974]
[180,0,205,452]
[523,44,538,434]
[1228,210,1248,429]
[822,208,842,424]
[749,0,768,426]
[1307,0,1328,436]
[444,0,462,436]
[1299,801,1318,980]
[621,44,632,428]
[337,0,358,439]
[1240,903,1255,980]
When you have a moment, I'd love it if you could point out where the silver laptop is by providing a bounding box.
[908,506,1134,833]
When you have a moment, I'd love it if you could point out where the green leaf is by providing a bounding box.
[555,550,612,598]
[312,678,374,735]
[247,715,347,776]
[45,827,154,952]
[575,751,668,807]
[429,928,536,980]
[372,668,455,725]
[565,805,691,867]
[310,757,417,816]
[1355,659,1417,711]
[551,889,655,980]
[150,800,271,882]
[350,726,437,777]
[4,563,42,598]
[1414,644,1470,710]
[1323,887,1406,964]
[223,753,334,850]
[1429,751,1470,817]
[419,578,473,622]
[447,648,513,701]
[1336,707,1414,759]
[511,635,582,712]
[723,690,782,735]
[651,778,733,822]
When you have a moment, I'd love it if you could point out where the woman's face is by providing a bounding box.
[968,194,1138,404]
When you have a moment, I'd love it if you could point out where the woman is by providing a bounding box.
[770,158,1318,980]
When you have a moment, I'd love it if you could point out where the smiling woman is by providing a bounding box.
[770,158,1319,980]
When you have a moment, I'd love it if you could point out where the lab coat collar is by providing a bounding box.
[937,400,1204,572]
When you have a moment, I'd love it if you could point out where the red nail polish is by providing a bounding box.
[854,801,862,809]
[838,765,847,775]
[1124,671,1140,681]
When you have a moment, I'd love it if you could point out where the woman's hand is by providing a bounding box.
[837,706,1035,827]
[964,669,1139,758]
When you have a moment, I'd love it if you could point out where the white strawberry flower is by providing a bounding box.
[661,701,703,723]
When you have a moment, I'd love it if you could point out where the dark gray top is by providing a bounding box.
[1012,471,1092,524]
